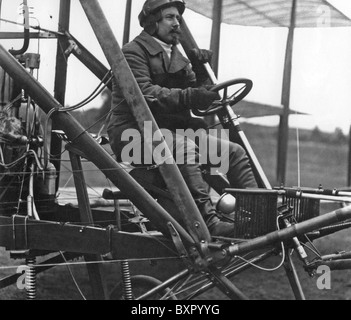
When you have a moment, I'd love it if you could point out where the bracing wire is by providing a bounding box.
[3,93,22,112]
[0,148,43,171]
[62,71,113,112]
[0,16,63,36]
[59,251,87,300]
[0,256,181,272]
[234,215,286,272]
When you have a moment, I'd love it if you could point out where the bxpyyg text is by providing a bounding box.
[131,304,220,317]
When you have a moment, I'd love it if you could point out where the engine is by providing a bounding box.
[0,54,57,218]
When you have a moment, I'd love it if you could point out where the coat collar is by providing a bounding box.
[134,31,164,56]
[134,31,189,73]
[168,45,189,73]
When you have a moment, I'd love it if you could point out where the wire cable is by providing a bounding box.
[234,215,286,272]
[0,17,65,36]
[62,71,112,112]
[59,251,87,300]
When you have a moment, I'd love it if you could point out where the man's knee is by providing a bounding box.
[173,134,199,165]
[229,142,246,158]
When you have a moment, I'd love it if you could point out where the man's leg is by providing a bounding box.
[206,134,258,189]
[172,133,235,237]
[109,126,236,237]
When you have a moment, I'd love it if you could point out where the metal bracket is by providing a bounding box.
[167,222,189,259]
[129,212,148,233]
[167,222,213,271]
[278,205,308,263]
[64,39,82,57]
[277,204,294,220]
[198,239,213,265]
[11,214,30,251]
[17,53,41,69]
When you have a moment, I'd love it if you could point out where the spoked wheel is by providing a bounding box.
[192,78,253,117]
[109,275,178,300]
[108,250,276,301]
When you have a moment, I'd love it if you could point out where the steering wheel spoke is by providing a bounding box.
[192,78,253,117]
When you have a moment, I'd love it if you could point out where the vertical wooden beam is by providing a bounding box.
[0,0,2,27]
[283,252,306,300]
[209,0,222,78]
[54,0,71,104]
[51,0,71,189]
[277,0,297,185]
[207,0,223,126]
[348,125,351,187]
[123,0,132,45]
[69,151,108,300]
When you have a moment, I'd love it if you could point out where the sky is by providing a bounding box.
[1,0,351,134]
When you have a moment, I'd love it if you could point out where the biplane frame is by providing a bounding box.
[0,0,351,300]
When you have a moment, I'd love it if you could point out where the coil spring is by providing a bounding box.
[25,257,36,300]
[121,261,133,300]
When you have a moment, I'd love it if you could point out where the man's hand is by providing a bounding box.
[182,86,220,110]
[188,49,213,65]
[188,49,214,85]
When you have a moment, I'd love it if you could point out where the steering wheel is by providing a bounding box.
[192,78,253,117]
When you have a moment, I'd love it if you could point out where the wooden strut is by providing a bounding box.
[0,202,350,266]
[0,215,178,260]
[69,151,108,300]
[64,31,112,90]
[283,250,305,300]
[308,259,351,271]
[277,0,297,185]
[50,0,71,191]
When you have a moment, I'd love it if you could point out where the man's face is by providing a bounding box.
[156,6,182,45]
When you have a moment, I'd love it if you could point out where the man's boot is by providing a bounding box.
[179,163,235,238]
[206,215,235,238]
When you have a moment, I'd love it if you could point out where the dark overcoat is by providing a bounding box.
[108,31,207,159]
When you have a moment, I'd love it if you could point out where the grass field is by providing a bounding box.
[1,123,351,300]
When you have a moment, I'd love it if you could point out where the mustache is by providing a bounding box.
[170,29,182,35]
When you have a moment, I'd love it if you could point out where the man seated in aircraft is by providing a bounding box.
[108,0,258,237]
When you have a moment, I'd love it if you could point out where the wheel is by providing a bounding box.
[109,275,178,300]
[192,78,253,117]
